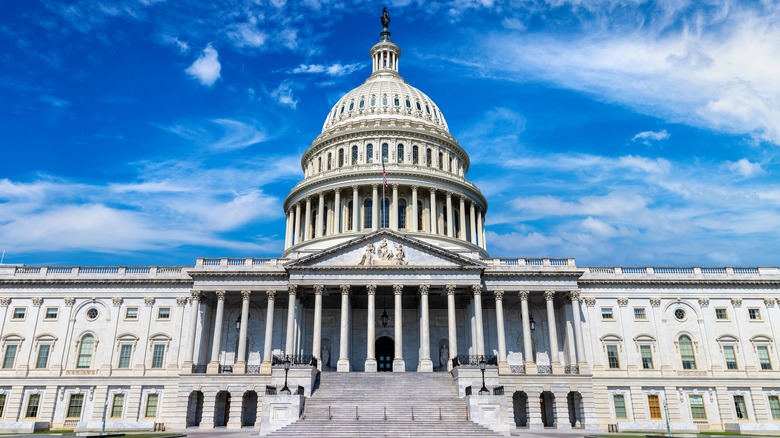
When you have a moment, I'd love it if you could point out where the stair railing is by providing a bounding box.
[355,406,359,420]
[411,406,415,420]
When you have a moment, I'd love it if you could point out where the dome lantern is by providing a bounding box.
[370,7,401,75]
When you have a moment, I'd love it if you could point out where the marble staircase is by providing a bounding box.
[267,372,504,437]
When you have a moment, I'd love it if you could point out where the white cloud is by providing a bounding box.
[210,119,268,151]
[227,23,267,48]
[185,44,221,86]
[40,95,70,108]
[271,81,299,108]
[291,62,364,77]
[725,158,764,178]
[631,129,670,145]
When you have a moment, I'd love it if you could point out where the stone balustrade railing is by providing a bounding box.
[196,258,291,267]
[483,258,576,267]
[587,266,777,275]
[5,266,188,277]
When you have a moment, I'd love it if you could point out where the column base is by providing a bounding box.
[181,360,193,374]
[206,361,220,374]
[233,361,246,374]
[498,361,510,375]
[337,358,350,372]
[393,358,406,372]
[365,359,377,372]
[417,358,433,372]
[524,361,537,374]
[552,362,564,374]
[260,360,273,375]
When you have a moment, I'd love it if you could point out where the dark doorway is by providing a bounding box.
[376,336,394,371]
[513,391,528,427]
[567,391,583,428]
[186,391,204,427]
[540,391,555,427]
[242,391,258,427]
[214,391,231,427]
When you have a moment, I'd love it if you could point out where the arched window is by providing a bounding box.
[77,334,95,369]
[351,146,358,165]
[366,144,374,164]
[417,201,424,232]
[438,151,444,170]
[679,335,696,369]
[364,199,373,229]
[381,143,389,162]
[318,157,322,172]
[397,144,404,163]
[347,200,354,231]
[412,146,419,164]
[380,197,390,228]
[442,206,448,233]
[454,208,460,237]
[398,199,407,229]
[339,149,345,167]
[426,149,432,167]
[327,153,332,170]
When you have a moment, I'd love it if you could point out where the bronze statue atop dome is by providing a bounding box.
[381,7,391,29]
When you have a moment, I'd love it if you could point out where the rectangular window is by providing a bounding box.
[12,307,26,320]
[125,307,139,320]
[151,344,165,368]
[758,346,772,370]
[768,395,780,420]
[66,394,84,418]
[118,344,132,368]
[640,345,654,369]
[724,345,738,370]
[44,307,59,320]
[35,344,51,369]
[144,393,159,417]
[734,395,748,419]
[25,393,40,418]
[689,394,707,420]
[0,393,6,417]
[634,307,646,320]
[648,395,662,420]
[748,308,761,320]
[607,345,620,369]
[2,345,18,369]
[715,308,728,320]
[601,307,614,320]
[157,307,171,320]
[613,394,627,419]
[110,393,125,418]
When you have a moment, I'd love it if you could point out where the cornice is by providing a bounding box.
[286,265,484,272]
[0,279,193,286]
[578,278,780,286]
[483,270,585,278]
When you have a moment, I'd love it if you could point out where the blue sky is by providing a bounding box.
[1,0,779,267]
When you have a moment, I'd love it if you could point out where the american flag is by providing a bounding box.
[381,155,388,187]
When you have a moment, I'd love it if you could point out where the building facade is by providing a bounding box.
[1,15,779,435]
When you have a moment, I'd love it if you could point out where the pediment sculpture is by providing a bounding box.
[358,238,407,266]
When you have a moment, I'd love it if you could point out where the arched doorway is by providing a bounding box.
[214,391,231,427]
[540,391,555,427]
[512,391,528,427]
[567,391,584,428]
[186,391,204,427]
[242,391,258,427]
[376,336,394,371]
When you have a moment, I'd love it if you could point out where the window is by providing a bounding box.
[380,198,389,228]
[125,307,139,320]
[417,201,424,232]
[768,395,780,420]
[381,143,388,161]
[363,199,373,229]
[757,346,772,370]
[366,144,374,163]
[347,201,354,231]
[351,146,358,165]
[634,307,646,320]
[25,393,40,418]
[689,394,706,419]
[640,345,654,369]
[111,393,125,418]
[35,344,51,369]
[601,307,614,320]
[151,344,166,368]
[398,199,407,229]
[397,144,404,163]
[716,308,728,320]
[607,345,620,369]
[327,153,332,170]
[86,307,98,320]
[412,146,419,165]
[145,393,159,417]
[44,307,59,320]
[734,395,748,419]
[438,151,444,169]
[359,98,364,109]
[724,345,738,369]
[67,394,84,418]
[77,334,95,368]
[0,393,5,418]
[748,308,761,320]
[679,335,696,369]
[648,395,662,419]
[2,345,17,369]
[613,394,627,419]
[118,344,133,368]
[425,149,432,167]
[317,156,322,172]
[338,148,345,167]
[393,96,400,107]
[674,308,687,321]
[12,307,26,320]
[157,307,171,320]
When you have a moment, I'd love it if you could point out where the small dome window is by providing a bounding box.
[405,98,411,108]
[382,95,388,106]
[425,105,431,114]
[394,96,400,107]
[416,101,422,111]
[340,105,345,114]
[359,99,365,109]
[349,102,354,111]
[370,96,376,107]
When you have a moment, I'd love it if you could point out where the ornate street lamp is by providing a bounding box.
[281,358,291,395]
[478,358,489,395]
[529,317,536,332]
[235,316,241,332]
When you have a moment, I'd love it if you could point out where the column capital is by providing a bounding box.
[445,284,456,295]
[418,284,430,295]
[240,289,252,300]
[430,188,437,194]
[544,290,556,301]
[445,191,452,199]
[411,185,418,192]
[176,297,188,307]
[64,297,75,307]
[333,188,341,195]
[145,296,156,307]
[266,290,277,300]
[313,284,324,295]
[569,290,581,301]
[112,297,123,307]
[518,290,530,301]
[215,290,226,300]
[393,284,403,295]
[288,284,299,296]
[494,290,504,301]
[190,290,202,302]
[352,184,359,190]
[366,284,377,295]
[391,184,399,190]
[470,284,482,296]
[305,196,312,202]
[340,284,351,295]
[318,191,325,199]
[371,183,378,189]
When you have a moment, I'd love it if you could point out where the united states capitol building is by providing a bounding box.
[1,13,779,436]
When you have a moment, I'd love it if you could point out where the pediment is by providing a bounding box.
[286,230,485,269]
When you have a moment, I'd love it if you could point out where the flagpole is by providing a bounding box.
[381,156,386,229]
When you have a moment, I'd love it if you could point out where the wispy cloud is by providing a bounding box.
[724,158,764,178]
[271,81,299,108]
[290,63,364,77]
[185,44,221,86]
[161,118,269,151]
[632,129,670,146]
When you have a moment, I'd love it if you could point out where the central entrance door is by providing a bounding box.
[376,336,394,371]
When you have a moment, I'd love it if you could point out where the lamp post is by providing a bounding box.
[663,399,671,437]
[101,400,108,435]
[479,358,489,395]
[281,358,291,395]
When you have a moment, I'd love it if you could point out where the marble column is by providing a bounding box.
[285,285,297,356]
[391,184,399,231]
[544,291,560,367]
[446,284,458,371]
[365,284,377,372]
[494,290,508,369]
[207,290,226,374]
[519,290,536,372]
[476,209,484,249]
[469,202,477,245]
[352,185,359,231]
[393,284,405,372]
[459,196,467,241]
[308,286,321,363]
[472,284,485,356]
[570,290,587,366]
[261,290,276,374]
[284,211,293,248]
[333,189,341,235]
[337,284,351,372]
[294,203,302,244]
[304,197,312,240]
[372,184,379,230]
[316,192,325,238]
[418,284,433,372]
[446,192,454,237]
[183,290,201,371]
[429,189,437,234]
[411,186,419,232]
[234,290,251,374]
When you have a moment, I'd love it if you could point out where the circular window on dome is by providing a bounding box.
[86,307,99,320]
[674,308,686,321]
[359,99,365,109]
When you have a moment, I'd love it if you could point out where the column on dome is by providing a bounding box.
[352,186,359,232]
[337,284,351,372]
[372,184,379,231]
[333,189,341,235]
[284,210,293,248]
[234,289,251,374]
[411,186,419,232]
[445,192,454,238]
[494,290,508,371]
[294,203,302,245]
[570,290,587,367]
[476,208,484,248]
[207,290,226,374]
[446,284,458,371]
[183,290,201,371]
[393,284,405,372]
[304,197,312,240]
[544,290,562,372]
[285,285,298,356]
[519,290,536,372]
[316,192,325,238]
[471,284,485,356]
[418,284,433,372]
[429,189,437,234]
[459,196,467,241]
[312,285,323,370]
[261,290,276,374]
[391,184,399,231]
[469,202,477,245]
[365,284,377,372]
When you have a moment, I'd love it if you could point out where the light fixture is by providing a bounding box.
[381,290,389,328]
[281,358,291,395]
[479,358,488,395]
[529,317,536,332]
[235,316,241,332]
